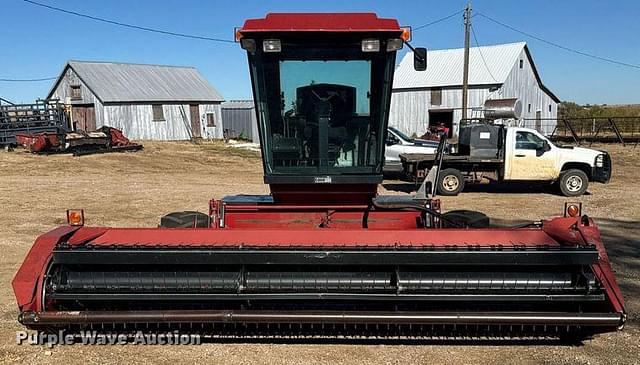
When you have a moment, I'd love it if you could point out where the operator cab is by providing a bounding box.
[238,13,421,204]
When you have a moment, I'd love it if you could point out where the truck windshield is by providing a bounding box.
[249,45,395,176]
[389,127,414,143]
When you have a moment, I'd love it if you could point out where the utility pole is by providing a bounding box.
[461,2,472,124]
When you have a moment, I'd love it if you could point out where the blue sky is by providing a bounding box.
[0,0,638,104]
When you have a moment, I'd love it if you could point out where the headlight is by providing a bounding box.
[361,39,380,52]
[595,154,604,168]
[262,39,281,53]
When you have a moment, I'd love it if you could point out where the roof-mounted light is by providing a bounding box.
[263,39,281,53]
[386,38,404,52]
[361,39,380,52]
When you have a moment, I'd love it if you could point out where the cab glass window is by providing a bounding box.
[515,131,545,150]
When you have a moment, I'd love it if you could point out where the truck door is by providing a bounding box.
[384,130,403,166]
[505,130,558,180]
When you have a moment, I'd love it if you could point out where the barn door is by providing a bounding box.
[72,105,96,131]
[535,111,542,132]
[189,105,201,138]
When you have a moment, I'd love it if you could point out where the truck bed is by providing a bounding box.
[400,153,503,164]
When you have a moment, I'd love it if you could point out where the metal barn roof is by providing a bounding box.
[222,100,255,109]
[394,42,526,89]
[48,61,224,103]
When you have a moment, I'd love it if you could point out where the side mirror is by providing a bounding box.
[543,140,551,152]
[413,47,427,71]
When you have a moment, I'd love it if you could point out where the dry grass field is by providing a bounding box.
[0,141,638,364]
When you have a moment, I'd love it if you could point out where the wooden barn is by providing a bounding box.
[47,61,225,140]
[390,42,560,137]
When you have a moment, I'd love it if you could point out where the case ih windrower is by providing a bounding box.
[13,13,625,340]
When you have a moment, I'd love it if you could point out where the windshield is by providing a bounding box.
[389,127,414,143]
[250,45,395,177]
[272,60,373,172]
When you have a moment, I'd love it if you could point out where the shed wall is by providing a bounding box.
[389,87,494,137]
[99,103,222,140]
[498,49,558,135]
[221,107,259,143]
[49,67,104,127]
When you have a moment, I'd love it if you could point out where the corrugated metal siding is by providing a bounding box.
[102,104,190,140]
[498,49,557,135]
[393,42,525,89]
[49,61,224,103]
[221,101,259,143]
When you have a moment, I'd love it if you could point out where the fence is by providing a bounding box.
[521,117,640,146]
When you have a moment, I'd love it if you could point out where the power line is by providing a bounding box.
[21,0,235,44]
[414,10,464,31]
[0,76,57,82]
[470,25,498,83]
[476,12,640,70]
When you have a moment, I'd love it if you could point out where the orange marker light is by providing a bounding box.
[67,209,84,226]
[563,202,582,218]
[234,28,243,42]
[400,26,412,42]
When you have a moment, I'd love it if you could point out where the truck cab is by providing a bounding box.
[503,127,611,196]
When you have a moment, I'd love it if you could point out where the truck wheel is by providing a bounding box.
[442,210,490,228]
[160,211,210,228]
[437,168,465,196]
[558,169,589,197]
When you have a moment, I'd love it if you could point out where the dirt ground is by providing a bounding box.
[0,141,638,364]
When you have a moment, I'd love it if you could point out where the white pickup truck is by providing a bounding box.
[400,125,611,197]
[384,127,438,172]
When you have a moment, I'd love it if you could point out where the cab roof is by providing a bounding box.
[239,13,401,33]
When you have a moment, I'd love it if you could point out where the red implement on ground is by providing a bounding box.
[13,13,625,340]
[15,126,141,155]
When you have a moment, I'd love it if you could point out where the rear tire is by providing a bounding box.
[558,169,589,197]
[437,168,465,196]
[160,211,210,228]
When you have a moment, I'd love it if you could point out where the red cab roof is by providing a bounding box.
[239,13,401,33]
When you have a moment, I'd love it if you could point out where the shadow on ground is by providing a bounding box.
[383,181,593,196]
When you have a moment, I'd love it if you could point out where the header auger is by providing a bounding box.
[13,13,624,340]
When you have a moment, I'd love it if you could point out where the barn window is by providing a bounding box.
[528,104,532,113]
[430,88,442,106]
[206,112,216,127]
[519,59,524,69]
[549,104,552,112]
[152,105,165,121]
[70,85,82,100]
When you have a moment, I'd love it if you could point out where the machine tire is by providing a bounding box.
[441,210,490,228]
[437,168,465,196]
[160,211,210,228]
[558,169,589,197]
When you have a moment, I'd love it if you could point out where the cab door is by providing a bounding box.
[505,130,558,180]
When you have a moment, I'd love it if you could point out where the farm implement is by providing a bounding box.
[13,13,625,340]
